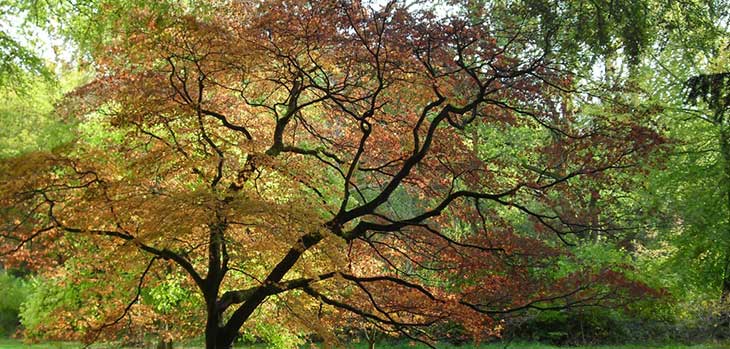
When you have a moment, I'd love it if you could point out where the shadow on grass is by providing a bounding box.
[1,339,729,349]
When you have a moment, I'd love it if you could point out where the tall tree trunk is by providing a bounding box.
[204,217,236,349]
[715,122,730,305]
[717,120,730,338]
[720,125,730,304]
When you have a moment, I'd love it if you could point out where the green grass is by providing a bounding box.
[438,343,727,349]
[341,342,730,349]
[0,339,728,349]
[0,339,205,349]
[0,339,78,349]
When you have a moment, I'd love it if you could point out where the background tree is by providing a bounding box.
[643,48,730,336]
[622,0,730,305]
[441,0,730,344]
[0,0,50,90]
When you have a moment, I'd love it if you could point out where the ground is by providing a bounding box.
[1,339,729,349]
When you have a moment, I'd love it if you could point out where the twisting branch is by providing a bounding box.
[38,191,207,291]
[200,108,253,140]
[84,257,158,348]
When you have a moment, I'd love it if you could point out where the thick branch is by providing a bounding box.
[217,272,337,313]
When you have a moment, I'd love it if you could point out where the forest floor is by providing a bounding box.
[1,339,729,349]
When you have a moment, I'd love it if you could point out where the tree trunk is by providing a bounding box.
[364,326,378,349]
[156,339,173,349]
[721,125,730,306]
[717,121,730,338]
[203,218,236,349]
[204,322,235,349]
[204,298,236,349]
[721,264,730,304]
[203,301,238,349]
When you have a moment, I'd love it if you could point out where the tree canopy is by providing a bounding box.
[2,0,727,348]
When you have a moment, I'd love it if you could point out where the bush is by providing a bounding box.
[238,322,306,349]
[502,308,667,345]
[0,270,28,336]
[500,302,730,346]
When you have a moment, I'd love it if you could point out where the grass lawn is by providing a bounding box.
[0,339,77,349]
[1,339,728,349]
[370,342,730,349]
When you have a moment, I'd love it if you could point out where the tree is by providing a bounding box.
[0,8,48,90]
[566,0,730,337]
[0,1,663,348]
[0,68,86,159]
[625,0,730,297]
[683,70,730,298]
[0,270,27,336]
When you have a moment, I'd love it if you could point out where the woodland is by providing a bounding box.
[0,0,729,349]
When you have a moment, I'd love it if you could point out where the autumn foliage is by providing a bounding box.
[0,1,663,348]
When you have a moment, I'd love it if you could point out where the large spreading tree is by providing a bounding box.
[1,1,663,348]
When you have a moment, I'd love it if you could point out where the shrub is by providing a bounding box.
[0,270,28,336]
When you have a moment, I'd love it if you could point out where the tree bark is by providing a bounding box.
[204,318,235,349]
[204,217,237,349]
[717,115,730,337]
[720,123,730,304]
